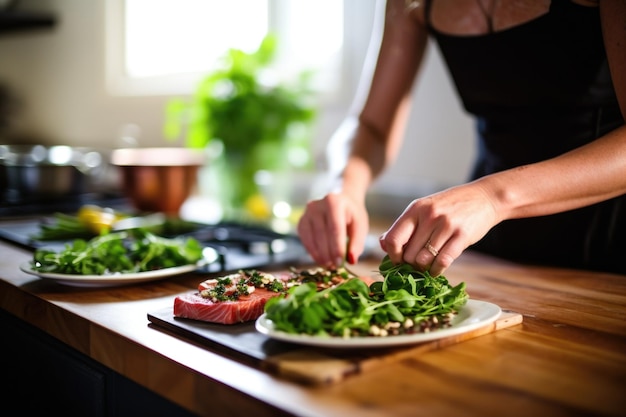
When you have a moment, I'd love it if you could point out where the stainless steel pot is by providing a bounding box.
[0,144,104,202]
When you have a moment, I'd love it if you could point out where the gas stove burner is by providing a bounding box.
[179,222,309,273]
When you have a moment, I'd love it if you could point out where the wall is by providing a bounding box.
[0,0,474,218]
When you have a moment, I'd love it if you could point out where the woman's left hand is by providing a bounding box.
[379,181,500,277]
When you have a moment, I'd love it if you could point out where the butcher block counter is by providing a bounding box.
[1,225,626,417]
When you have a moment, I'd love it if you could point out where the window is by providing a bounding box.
[106,0,344,97]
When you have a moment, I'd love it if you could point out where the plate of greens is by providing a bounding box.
[19,229,209,287]
[255,299,501,348]
[20,261,206,287]
[255,255,501,348]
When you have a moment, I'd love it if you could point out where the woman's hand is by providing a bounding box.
[297,192,370,268]
[379,182,500,277]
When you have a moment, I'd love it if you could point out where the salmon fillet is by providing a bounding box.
[173,289,278,324]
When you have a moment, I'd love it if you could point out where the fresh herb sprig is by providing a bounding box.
[31,229,204,275]
[36,212,97,241]
[264,255,468,338]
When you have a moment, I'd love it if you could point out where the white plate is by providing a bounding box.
[255,299,501,348]
[19,261,205,288]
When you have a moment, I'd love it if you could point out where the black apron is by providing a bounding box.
[424,0,626,273]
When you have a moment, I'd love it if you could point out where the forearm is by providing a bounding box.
[329,94,413,203]
[324,0,426,203]
[478,125,626,223]
[339,123,388,205]
[323,122,390,205]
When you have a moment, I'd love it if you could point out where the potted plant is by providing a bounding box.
[164,34,317,220]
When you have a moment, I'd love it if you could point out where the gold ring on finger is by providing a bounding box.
[425,241,439,257]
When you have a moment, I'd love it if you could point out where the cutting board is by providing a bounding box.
[147,307,523,385]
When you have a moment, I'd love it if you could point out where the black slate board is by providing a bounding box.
[147,305,524,386]
[147,306,301,363]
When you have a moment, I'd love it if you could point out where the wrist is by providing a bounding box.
[474,171,521,223]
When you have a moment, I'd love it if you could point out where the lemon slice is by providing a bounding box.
[77,205,123,234]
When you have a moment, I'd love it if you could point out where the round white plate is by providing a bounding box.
[19,261,205,288]
[255,299,502,348]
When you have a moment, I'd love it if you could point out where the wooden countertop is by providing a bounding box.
[1,224,626,417]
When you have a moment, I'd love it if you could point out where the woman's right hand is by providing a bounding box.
[297,192,370,269]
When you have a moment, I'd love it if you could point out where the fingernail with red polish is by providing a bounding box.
[347,252,355,264]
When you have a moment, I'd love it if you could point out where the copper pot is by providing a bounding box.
[110,147,206,216]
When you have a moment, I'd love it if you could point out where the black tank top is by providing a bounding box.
[424,0,626,274]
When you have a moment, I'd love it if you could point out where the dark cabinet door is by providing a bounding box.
[0,308,195,417]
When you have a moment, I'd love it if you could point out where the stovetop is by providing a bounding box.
[0,194,312,274]
[0,192,129,217]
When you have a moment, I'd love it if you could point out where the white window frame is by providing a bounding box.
[103,0,366,101]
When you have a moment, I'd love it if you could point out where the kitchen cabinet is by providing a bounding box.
[0,308,196,417]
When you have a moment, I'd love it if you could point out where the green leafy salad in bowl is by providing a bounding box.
[263,255,469,338]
